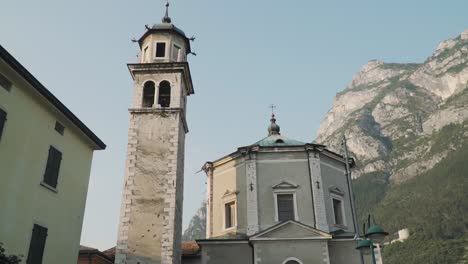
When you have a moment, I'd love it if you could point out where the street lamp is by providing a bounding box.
[356,215,388,264]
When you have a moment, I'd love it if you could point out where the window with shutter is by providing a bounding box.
[26,224,48,264]
[43,146,62,189]
[277,194,295,222]
[0,108,6,141]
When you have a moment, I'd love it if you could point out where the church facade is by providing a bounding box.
[192,116,363,264]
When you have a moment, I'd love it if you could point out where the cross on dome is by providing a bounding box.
[162,0,171,23]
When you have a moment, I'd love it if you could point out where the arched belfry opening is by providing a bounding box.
[142,81,156,107]
[158,81,171,107]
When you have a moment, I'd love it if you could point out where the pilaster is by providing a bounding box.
[202,162,214,238]
[245,148,259,236]
[307,150,329,232]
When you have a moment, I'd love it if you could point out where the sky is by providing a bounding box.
[1,0,467,251]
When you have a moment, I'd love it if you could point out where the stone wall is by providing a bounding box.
[115,110,185,264]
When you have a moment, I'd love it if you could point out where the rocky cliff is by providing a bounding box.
[316,29,468,263]
[182,201,206,241]
[317,29,468,183]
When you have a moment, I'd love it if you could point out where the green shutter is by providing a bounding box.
[43,147,62,188]
[27,224,48,264]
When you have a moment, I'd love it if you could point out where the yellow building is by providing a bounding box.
[0,45,106,264]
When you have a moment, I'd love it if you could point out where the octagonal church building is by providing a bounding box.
[192,115,364,264]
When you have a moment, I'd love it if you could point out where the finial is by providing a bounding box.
[267,105,280,136]
[162,0,172,23]
[269,104,277,116]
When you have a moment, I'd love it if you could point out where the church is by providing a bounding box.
[193,114,363,264]
[113,3,364,264]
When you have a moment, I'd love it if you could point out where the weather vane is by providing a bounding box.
[269,104,277,116]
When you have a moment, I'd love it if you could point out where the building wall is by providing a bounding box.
[200,243,252,264]
[320,155,356,234]
[0,58,95,263]
[253,240,329,264]
[210,158,246,237]
[256,151,315,231]
[328,240,364,264]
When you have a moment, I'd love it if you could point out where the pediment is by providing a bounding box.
[250,221,332,241]
[272,181,299,190]
[222,189,239,199]
[329,186,345,196]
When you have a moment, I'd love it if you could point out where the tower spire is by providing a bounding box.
[162,0,172,23]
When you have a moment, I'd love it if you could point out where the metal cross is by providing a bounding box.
[269,104,277,115]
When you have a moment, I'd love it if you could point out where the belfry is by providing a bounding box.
[115,2,194,263]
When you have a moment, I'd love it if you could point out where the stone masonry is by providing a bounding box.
[115,109,186,264]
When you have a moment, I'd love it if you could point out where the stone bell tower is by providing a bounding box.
[115,3,194,264]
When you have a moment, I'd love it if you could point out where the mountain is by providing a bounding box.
[182,201,206,241]
[316,29,468,263]
[183,30,468,263]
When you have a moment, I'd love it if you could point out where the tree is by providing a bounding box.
[0,243,22,264]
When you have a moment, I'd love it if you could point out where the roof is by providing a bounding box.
[0,45,106,150]
[138,23,192,54]
[181,242,200,257]
[97,245,201,259]
[255,134,305,147]
[79,245,113,262]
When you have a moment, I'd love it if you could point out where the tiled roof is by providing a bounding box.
[182,241,200,256]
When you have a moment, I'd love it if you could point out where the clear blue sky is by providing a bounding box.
[1,0,466,250]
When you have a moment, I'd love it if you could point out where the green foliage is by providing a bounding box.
[353,172,388,228]
[353,121,468,262]
[446,61,468,75]
[380,63,421,71]
[382,235,468,264]
[430,37,467,63]
[0,243,22,264]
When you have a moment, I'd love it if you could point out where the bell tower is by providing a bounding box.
[115,2,194,264]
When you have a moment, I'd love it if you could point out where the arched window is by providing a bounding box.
[282,258,303,264]
[158,81,171,107]
[142,81,155,107]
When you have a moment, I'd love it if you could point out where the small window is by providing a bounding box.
[54,122,65,135]
[333,198,344,226]
[158,81,171,107]
[0,73,12,91]
[27,224,48,264]
[155,42,166,58]
[142,81,156,107]
[0,108,6,141]
[277,194,295,222]
[275,139,284,143]
[43,146,62,189]
[285,261,301,264]
[225,201,236,229]
[172,45,181,61]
